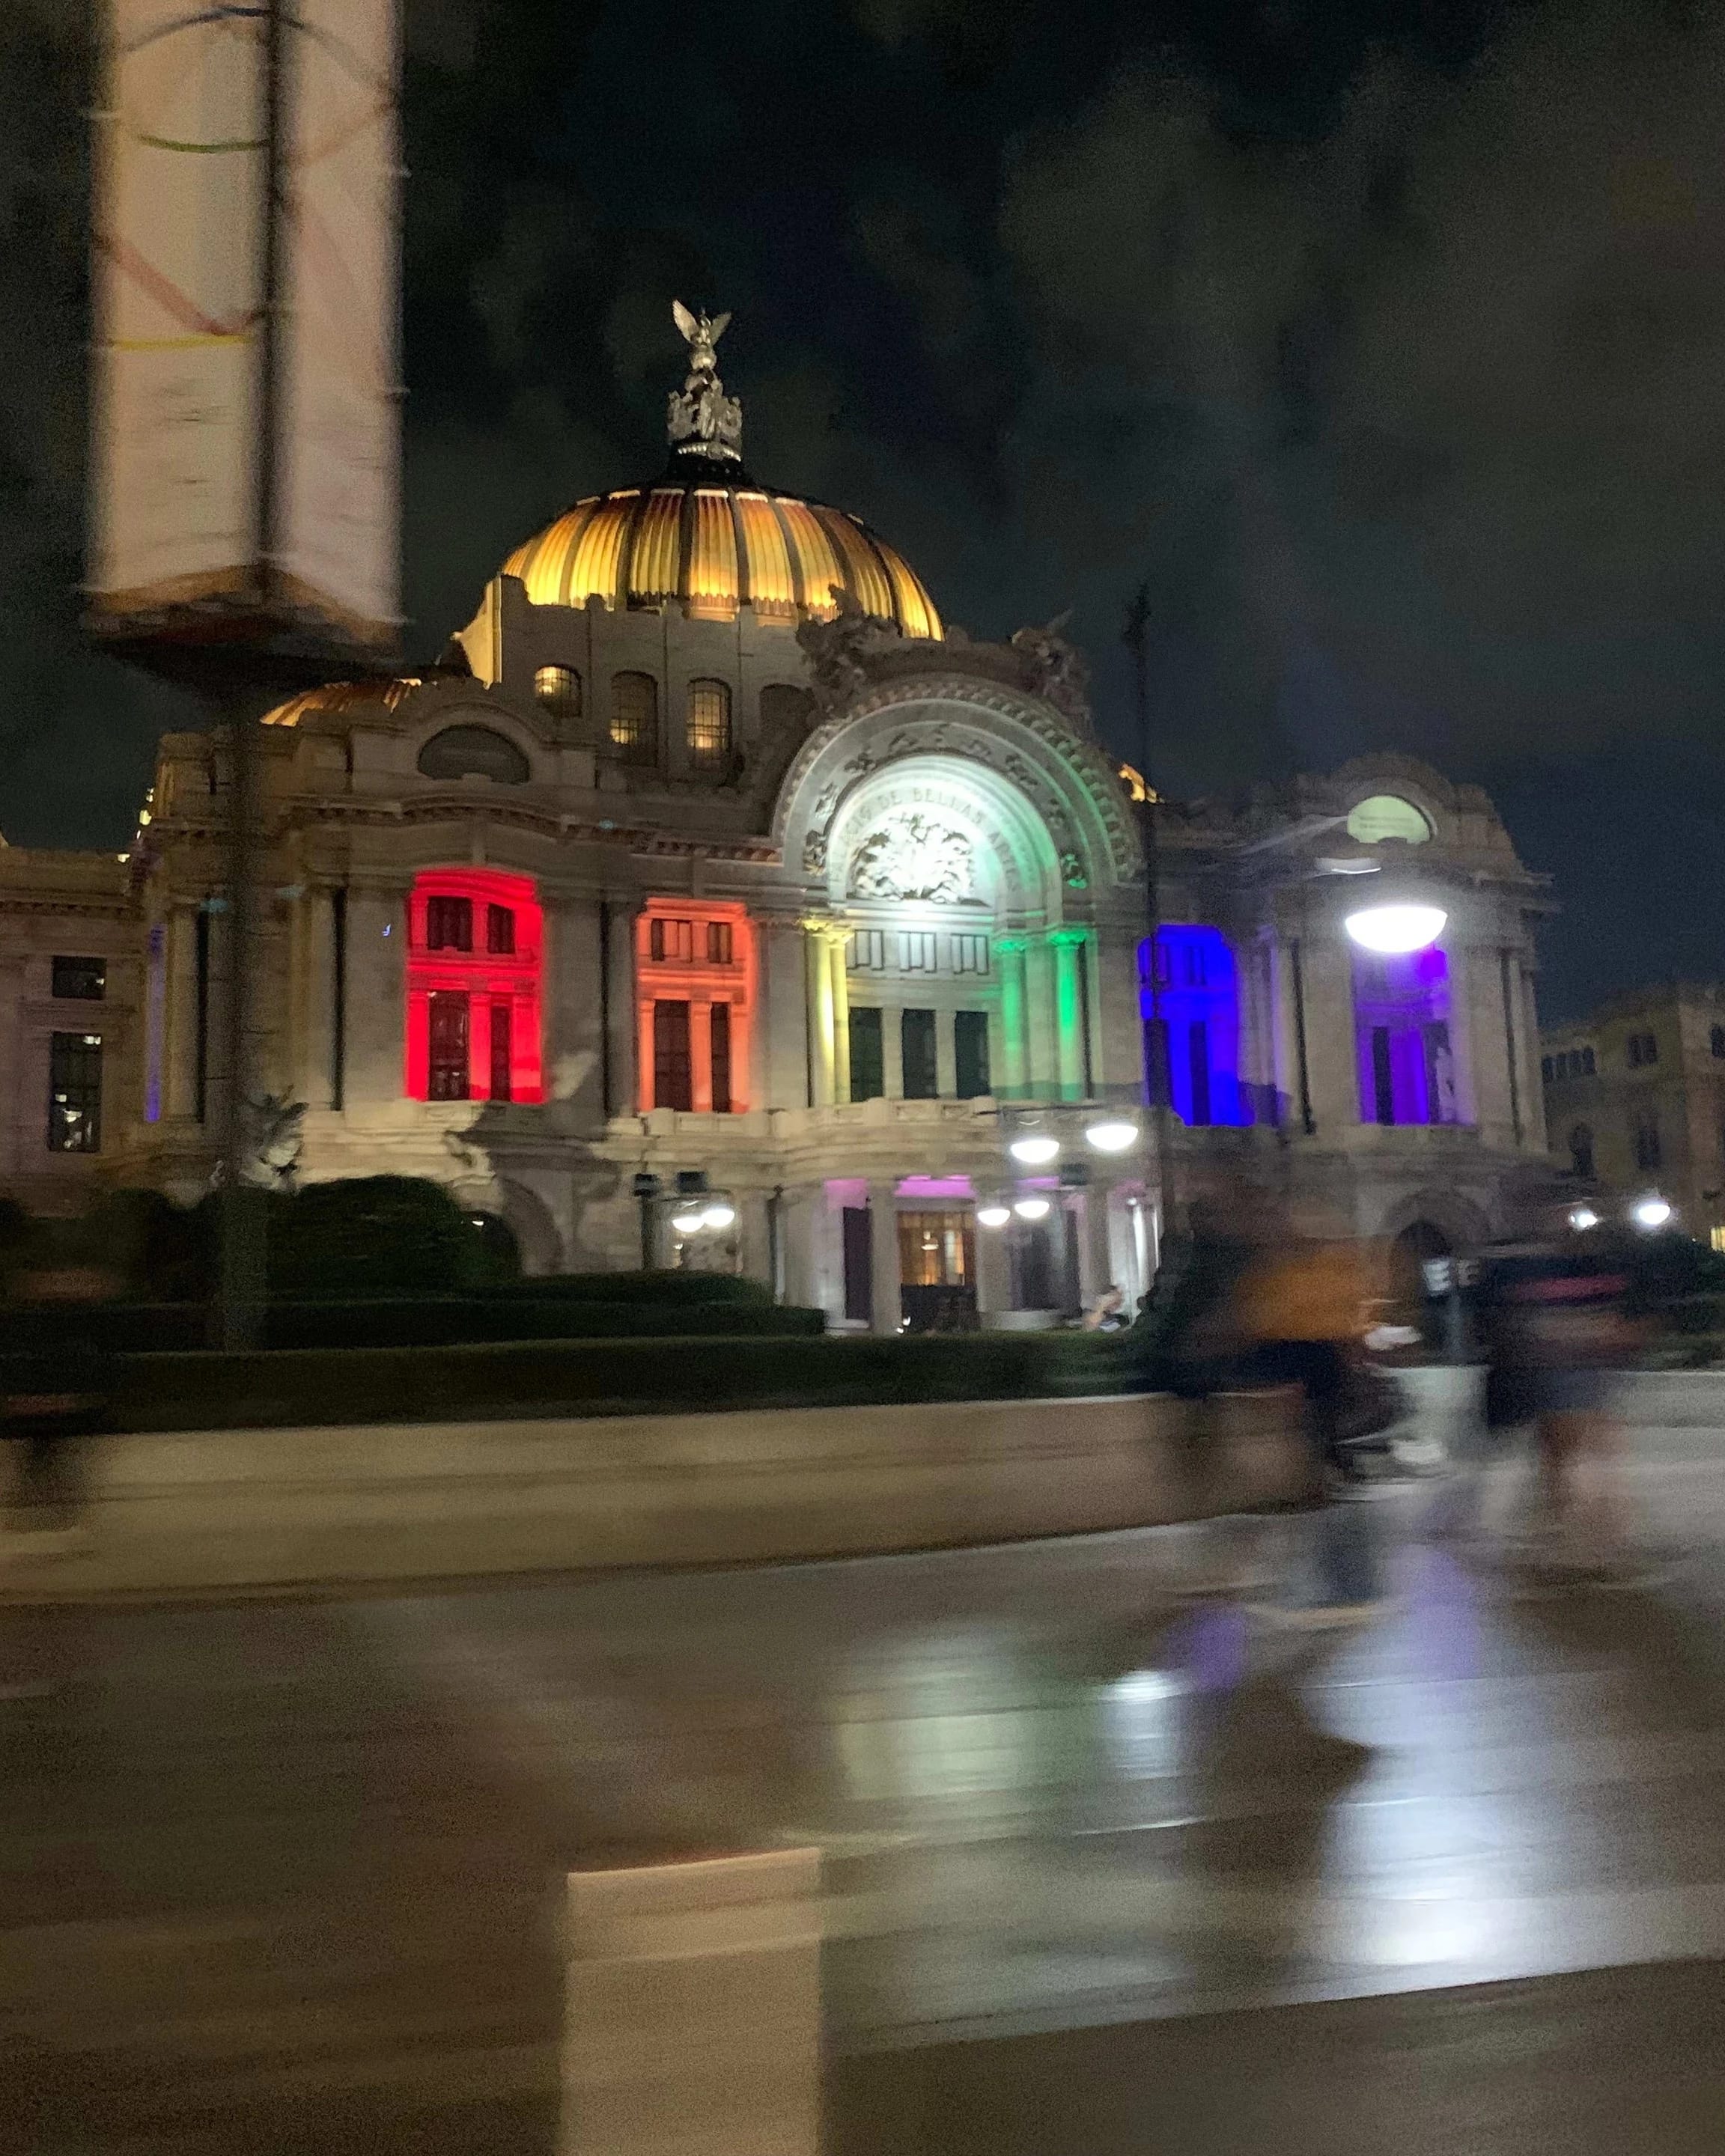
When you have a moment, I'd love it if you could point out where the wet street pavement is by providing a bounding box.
[7,1418,1725,2152]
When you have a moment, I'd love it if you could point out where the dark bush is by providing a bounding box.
[494,1270,774,1306]
[264,1176,496,1300]
[113,1328,1140,1433]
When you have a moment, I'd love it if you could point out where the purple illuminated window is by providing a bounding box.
[1140,927,1249,1126]
[1352,945,1458,1126]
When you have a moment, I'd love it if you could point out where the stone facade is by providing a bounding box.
[0,342,1556,1320]
[1543,983,1725,1242]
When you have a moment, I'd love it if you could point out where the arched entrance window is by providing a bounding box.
[1569,1122,1595,1178]
[404,869,544,1103]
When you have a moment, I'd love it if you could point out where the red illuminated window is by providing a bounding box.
[406,870,544,1103]
[636,900,755,1114]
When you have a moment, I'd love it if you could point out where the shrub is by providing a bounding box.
[264,1176,494,1300]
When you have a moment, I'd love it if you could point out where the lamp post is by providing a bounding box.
[1123,582,1174,1268]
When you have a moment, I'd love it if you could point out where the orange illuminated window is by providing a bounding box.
[406,870,544,1103]
[610,672,658,762]
[636,899,755,1114]
[687,679,731,770]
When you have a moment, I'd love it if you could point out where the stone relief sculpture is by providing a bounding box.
[795,585,897,716]
[848,812,976,904]
[1010,611,1092,732]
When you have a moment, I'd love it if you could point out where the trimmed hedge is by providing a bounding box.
[0,1295,821,1355]
[112,1330,1143,1434]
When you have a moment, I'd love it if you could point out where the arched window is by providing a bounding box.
[417,725,530,784]
[609,672,658,763]
[687,679,731,770]
[1345,794,1432,845]
[404,870,544,1105]
[534,665,582,723]
[1569,1123,1595,1179]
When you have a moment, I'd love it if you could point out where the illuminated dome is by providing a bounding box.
[496,303,941,640]
[260,677,418,728]
[501,481,942,640]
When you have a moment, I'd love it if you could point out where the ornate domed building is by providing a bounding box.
[0,308,1554,1320]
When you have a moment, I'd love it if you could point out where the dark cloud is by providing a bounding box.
[1,0,1721,1021]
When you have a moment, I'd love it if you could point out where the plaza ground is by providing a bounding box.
[6,1410,1725,2152]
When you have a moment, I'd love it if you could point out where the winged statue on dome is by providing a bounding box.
[668,301,743,462]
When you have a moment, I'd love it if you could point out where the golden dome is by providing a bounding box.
[499,481,943,641]
[260,677,419,727]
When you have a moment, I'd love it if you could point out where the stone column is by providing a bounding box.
[605,901,639,1121]
[830,931,852,1106]
[996,937,1030,1100]
[760,915,809,1112]
[690,997,714,1113]
[1024,936,1057,1099]
[1078,1181,1115,1304]
[296,886,337,1110]
[973,1207,1013,1321]
[344,881,408,1107]
[559,1850,821,2156]
[1049,928,1089,1101]
[803,920,836,1106]
[934,1005,958,1100]
[867,1177,901,1334]
[164,900,202,1121]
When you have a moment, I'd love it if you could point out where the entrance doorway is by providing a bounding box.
[898,1209,976,1332]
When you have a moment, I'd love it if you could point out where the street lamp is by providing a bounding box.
[671,1204,708,1234]
[701,1199,736,1230]
[1343,902,1447,955]
[1008,1131,1061,1166]
[1569,1205,1601,1232]
[1084,1117,1139,1154]
[976,1202,1012,1228]
[1013,1195,1051,1222]
[1632,1196,1673,1231]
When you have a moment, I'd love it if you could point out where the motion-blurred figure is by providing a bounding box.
[1476,1183,1645,1574]
[1,1259,119,1548]
[1082,1284,1130,1332]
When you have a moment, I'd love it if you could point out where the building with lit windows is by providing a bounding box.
[0,315,1557,1322]
[1542,984,1725,1246]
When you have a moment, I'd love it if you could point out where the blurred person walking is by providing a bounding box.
[1474,1191,1646,1577]
[0,1257,120,1552]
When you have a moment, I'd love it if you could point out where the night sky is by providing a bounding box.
[2,0,1724,1022]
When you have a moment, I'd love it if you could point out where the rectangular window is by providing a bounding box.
[842,1206,873,1324]
[1187,1019,1214,1126]
[1628,1030,1658,1068]
[1370,1025,1395,1126]
[1635,1117,1661,1172]
[653,998,693,1111]
[952,934,990,975]
[687,680,731,769]
[428,991,471,1099]
[954,1008,990,1100]
[706,919,733,965]
[902,1007,939,1099]
[1582,1047,1595,1075]
[1712,1226,1725,1255]
[710,1000,732,1113]
[1542,1055,1555,1082]
[486,904,515,956]
[901,931,937,972]
[649,917,693,963]
[848,929,887,972]
[47,1031,103,1153]
[427,895,472,951]
[52,955,106,1000]
[490,999,513,1102]
[849,1005,884,1101]
[195,907,210,1123]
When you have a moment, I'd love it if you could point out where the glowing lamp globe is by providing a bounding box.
[701,1201,736,1231]
[1569,1206,1600,1232]
[1013,1195,1051,1222]
[1632,1196,1672,1231]
[1344,903,1447,955]
[670,1208,707,1234]
[1085,1118,1140,1154]
[1008,1133,1061,1166]
[976,1203,1012,1228]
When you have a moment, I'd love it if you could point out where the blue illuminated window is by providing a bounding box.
[1139,926,1248,1126]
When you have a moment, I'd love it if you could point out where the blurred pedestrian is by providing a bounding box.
[1,1259,119,1550]
[1083,1284,1130,1333]
[1476,1190,1646,1576]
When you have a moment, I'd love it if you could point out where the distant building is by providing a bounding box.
[1542,984,1725,1245]
[0,314,1558,1318]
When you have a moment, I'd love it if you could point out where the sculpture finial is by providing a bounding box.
[667,301,742,465]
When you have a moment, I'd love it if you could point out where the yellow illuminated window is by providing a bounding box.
[534,665,581,722]
[610,672,658,763]
[687,679,731,770]
[1712,1226,1725,1255]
